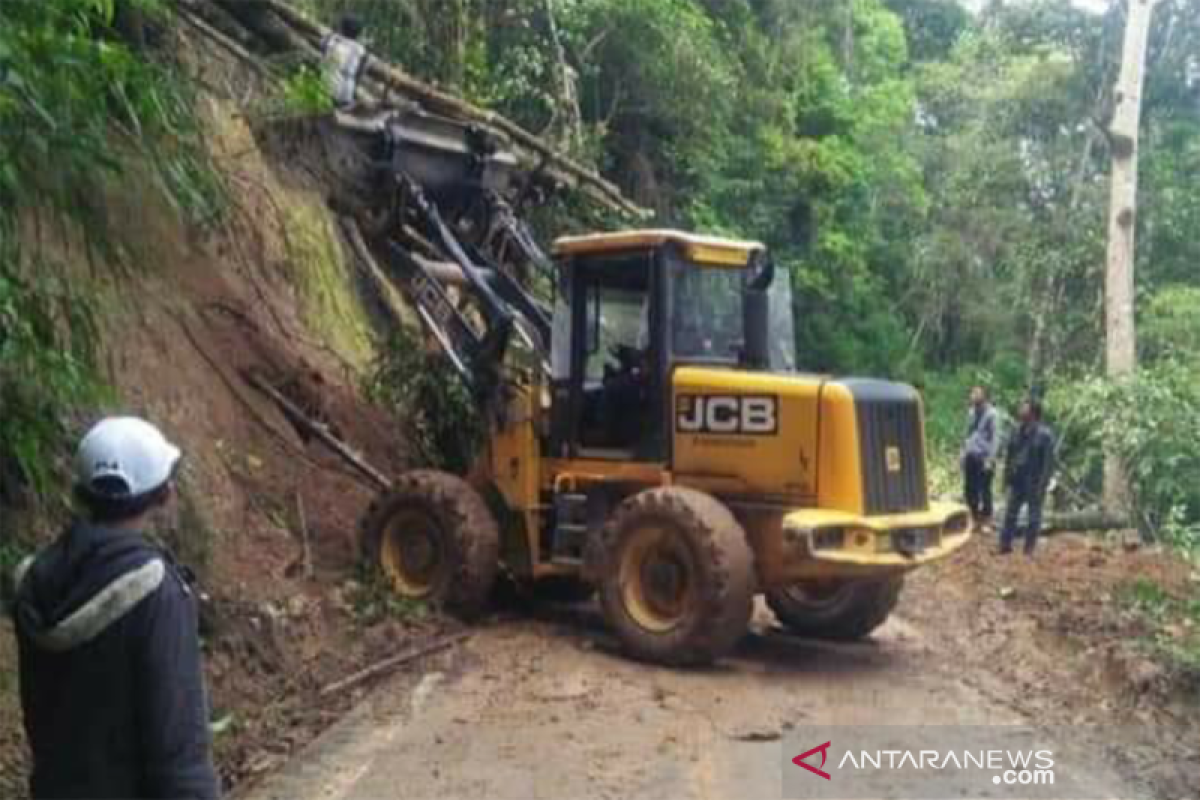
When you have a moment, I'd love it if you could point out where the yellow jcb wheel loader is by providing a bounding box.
[359,220,968,665]
[349,114,968,665]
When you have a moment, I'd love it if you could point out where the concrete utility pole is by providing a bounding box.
[1103,0,1157,515]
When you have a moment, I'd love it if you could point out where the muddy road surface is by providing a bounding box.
[239,540,1197,800]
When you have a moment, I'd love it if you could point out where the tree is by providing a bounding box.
[1103,0,1158,515]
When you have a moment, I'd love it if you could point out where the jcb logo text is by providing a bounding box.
[676,395,778,435]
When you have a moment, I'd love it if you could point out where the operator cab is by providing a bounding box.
[549,230,796,461]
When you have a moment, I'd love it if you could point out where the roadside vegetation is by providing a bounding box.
[1122,576,1200,680]
[0,0,220,514]
[365,327,486,474]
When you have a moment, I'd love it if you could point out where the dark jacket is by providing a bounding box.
[8,521,220,800]
[1003,421,1056,496]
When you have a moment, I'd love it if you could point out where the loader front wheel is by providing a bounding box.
[766,575,903,640]
[596,487,754,666]
[361,470,499,620]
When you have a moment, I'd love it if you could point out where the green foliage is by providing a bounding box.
[0,0,218,505]
[1141,285,1200,363]
[345,566,429,624]
[312,0,928,373]
[279,64,334,116]
[0,0,222,234]
[1049,365,1200,551]
[0,238,106,501]
[1125,576,1176,614]
[365,327,485,474]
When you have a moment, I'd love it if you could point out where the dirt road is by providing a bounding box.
[238,545,1191,800]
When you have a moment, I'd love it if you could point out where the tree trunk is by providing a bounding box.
[544,0,584,155]
[1103,0,1156,516]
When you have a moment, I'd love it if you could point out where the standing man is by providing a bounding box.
[1000,399,1056,556]
[320,14,369,109]
[8,417,220,799]
[961,385,1001,530]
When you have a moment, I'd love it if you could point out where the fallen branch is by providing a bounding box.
[295,488,313,579]
[244,371,391,491]
[319,631,470,697]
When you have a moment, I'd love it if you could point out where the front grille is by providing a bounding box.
[850,384,929,515]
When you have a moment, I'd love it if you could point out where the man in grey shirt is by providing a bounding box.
[961,385,1000,530]
[321,14,368,109]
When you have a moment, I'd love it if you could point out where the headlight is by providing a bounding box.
[812,528,845,551]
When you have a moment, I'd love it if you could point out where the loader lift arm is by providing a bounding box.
[363,169,552,404]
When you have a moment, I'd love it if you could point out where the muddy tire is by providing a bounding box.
[594,487,755,666]
[766,575,903,640]
[361,470,499,620]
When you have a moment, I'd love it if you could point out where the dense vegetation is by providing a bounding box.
[4,0,1200,548]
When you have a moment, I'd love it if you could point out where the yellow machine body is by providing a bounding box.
[486,360,969,591]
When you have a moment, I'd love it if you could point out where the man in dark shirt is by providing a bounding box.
[6,417,220,799]
[1000,399,1056,556]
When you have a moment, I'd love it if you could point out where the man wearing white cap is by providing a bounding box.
[7,417,220,799]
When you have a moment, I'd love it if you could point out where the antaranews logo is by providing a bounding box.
[783,726,1102,800]
[792,741,832,781]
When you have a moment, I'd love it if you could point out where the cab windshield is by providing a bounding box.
[669,260,796,371]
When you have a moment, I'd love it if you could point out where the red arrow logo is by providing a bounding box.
[792,741,832,780]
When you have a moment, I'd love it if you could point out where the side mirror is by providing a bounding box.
[742,255,773,370]
[747,257,775,292]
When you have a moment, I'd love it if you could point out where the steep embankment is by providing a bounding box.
[0,31,448,797]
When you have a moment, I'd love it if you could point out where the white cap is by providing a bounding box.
[75,417,182,499]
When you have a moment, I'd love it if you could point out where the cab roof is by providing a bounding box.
[552,229,765,267]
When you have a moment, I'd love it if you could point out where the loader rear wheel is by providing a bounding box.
[595,487,754,666]
[361,470,499,620]
[766,575,903,640]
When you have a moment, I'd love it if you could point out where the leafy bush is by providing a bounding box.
[279,64,334,117]
[1141,285,1200,364]
[364,327,485,474]
[1049,364,1200,552]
